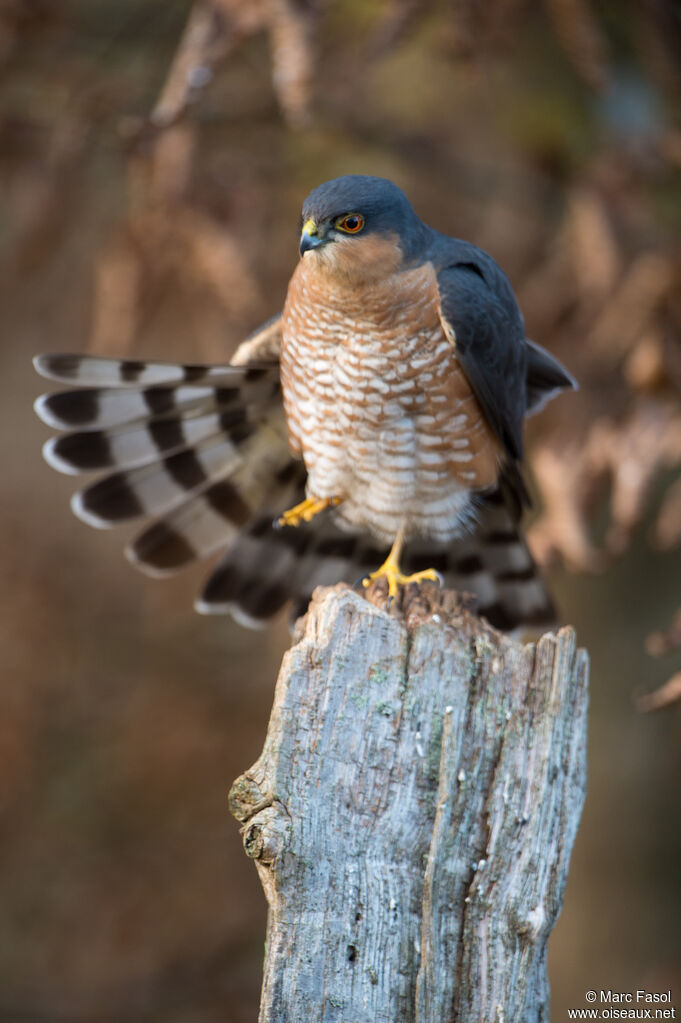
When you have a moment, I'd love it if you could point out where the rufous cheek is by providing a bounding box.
[319,232,404,282]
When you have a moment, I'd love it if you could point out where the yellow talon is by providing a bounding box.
[361,528,443,599]
[276,495,340,529]
[362,562,442,599]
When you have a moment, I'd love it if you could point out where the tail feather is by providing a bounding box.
[408,500,554,630]
[71,434,247,528]
[198,515,385,627]
[194,486,554,634]
[197,502,311,624]
[129,443,304,577]
[33,352,273,389]
[280,483,553,633]
[126,477,252,575]
[43,408,250,476]
[35,384,218,432]
[34,363,280,433]
[197,530,303,626]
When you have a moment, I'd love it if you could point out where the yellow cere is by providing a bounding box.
[302,218,317,237]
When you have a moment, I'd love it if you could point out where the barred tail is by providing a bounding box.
[403,488,555,632]
[198,486,554,633]
[33,347,305,601]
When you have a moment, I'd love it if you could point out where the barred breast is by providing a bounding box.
[280,257,501,545]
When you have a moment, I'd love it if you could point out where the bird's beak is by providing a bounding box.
[300,218,325,256]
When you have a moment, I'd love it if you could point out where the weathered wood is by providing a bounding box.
[229,582,589,1022]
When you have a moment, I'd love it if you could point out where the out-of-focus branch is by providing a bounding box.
[638,611,681,712]
[148,0,319,133]
[637,672,681,713]
[544,0,609,91]
[529,399,681,570]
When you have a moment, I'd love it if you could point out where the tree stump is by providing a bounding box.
[229,582,589,1022]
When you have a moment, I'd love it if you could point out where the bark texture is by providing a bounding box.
[229,582,589,1023]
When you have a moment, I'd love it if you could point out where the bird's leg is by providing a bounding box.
[362,527,443,599]
[275,495,342,529]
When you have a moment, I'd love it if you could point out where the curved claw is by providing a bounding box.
[362,564,443,599]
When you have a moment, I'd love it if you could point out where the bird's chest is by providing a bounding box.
[282,262,444,444]
[280,260,500,542]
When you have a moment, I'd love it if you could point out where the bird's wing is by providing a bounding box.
[436,260,528,464]
[230,314,282,366]
[524,337,577,415]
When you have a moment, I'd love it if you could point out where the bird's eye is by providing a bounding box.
[335,213,365,234]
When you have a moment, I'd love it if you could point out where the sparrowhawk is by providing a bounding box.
[34,174,575,630]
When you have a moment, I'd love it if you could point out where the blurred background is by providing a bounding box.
[1,0,681,1019]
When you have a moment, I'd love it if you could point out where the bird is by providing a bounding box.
[34,174,576,631]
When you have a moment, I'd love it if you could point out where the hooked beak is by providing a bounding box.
[300,218,326,256]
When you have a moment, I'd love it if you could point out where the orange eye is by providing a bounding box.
[336,213,365,234]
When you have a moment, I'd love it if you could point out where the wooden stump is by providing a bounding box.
[229,582,589,1022]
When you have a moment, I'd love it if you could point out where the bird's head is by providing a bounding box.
[298,175,427,282]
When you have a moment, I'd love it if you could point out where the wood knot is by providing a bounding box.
[514,903,549,942]
[242,806,288,865]
[228,774,270,823]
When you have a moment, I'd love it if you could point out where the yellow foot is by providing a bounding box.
[361,559,443,600]
[275,495,341,529]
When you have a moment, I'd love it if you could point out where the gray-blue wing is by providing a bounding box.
[525,338,577,415]
[436,260,528,464]
[436,253,577,454]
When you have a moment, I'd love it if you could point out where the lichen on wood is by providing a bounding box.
[229,582,589,1022]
